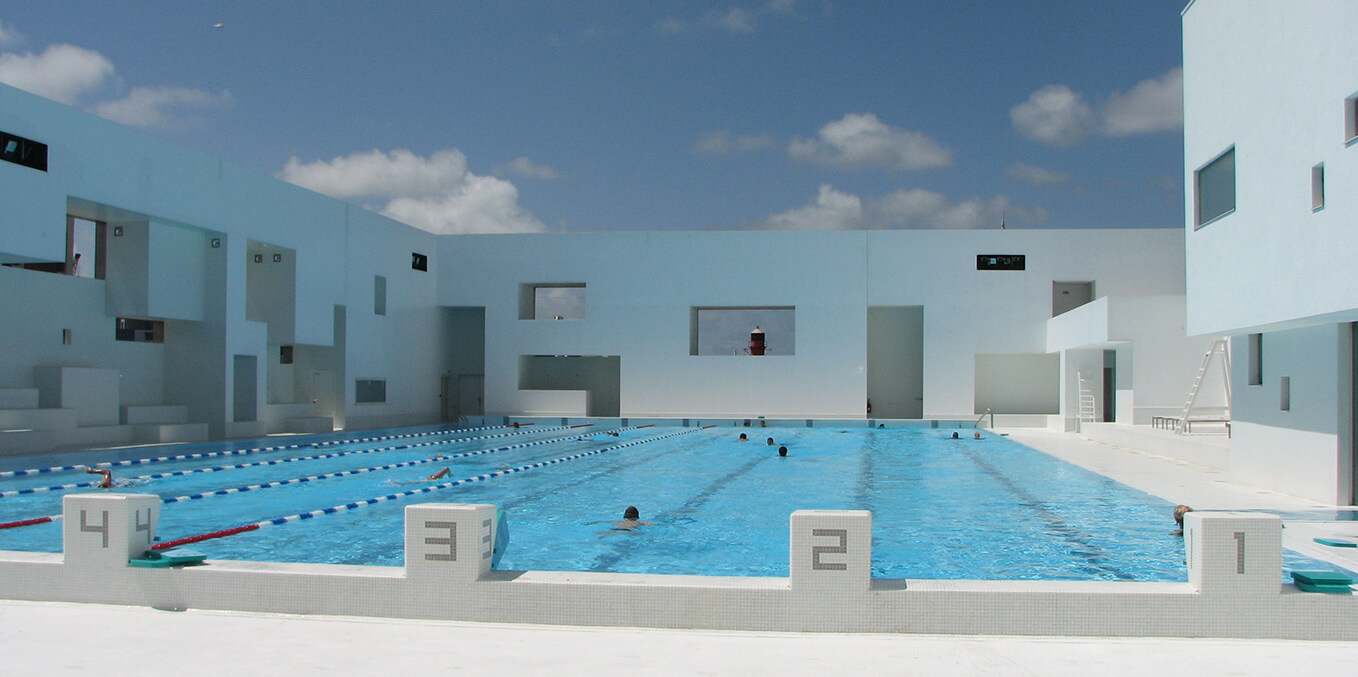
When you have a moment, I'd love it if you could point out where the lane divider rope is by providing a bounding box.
[0,424,523,478]
[0,425,580,499]
[150,425,704,551]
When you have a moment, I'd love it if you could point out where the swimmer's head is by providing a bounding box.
[623,506,640,520]
[1174,505,1193,526]
[766,438,774,445]
[951,432,959,439]
[778,446,787,457]
[738,433,747,440]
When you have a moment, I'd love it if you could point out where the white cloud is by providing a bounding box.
[762,184,864,230]
[1006,162,1071,185]
[0,43,113,104]
[659,0,804,34]
[278,149,547,235]
[760,184,1047,230]
[1103,67,1183,136]
[499,156,560,180]
[93,86,233,128]
[693,130,775,154]
[1013,68,1184,145]
[0,20,22,47]
[789,113,952,172]
[1010,85,1096,146]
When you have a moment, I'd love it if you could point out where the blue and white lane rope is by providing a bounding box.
[0,423,518,478]
[0,426,630,528]
[159,427,648,505]
[151,426,710,550]
[0,425,581,498]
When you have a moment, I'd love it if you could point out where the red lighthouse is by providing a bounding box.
[749,326,766,356]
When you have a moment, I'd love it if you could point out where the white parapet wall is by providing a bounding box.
[0,498,1354,638]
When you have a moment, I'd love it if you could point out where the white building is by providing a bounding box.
[1183,0,1358,504]
[1,80,1212,459]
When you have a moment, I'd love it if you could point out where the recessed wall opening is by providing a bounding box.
[67,216,102,279]
[115,317,164,343]
[245,241,298,345]
[1052,281,1094,317]
[1347,94,1358,142]
[974,353,1059,414]
[232,354,257,423]
[518,355,620,417]
[690,307,795,356]
[867,306,924,418]
[1312,163,1325,211]
[355,379,387,404]
[519,283,586,320]
[374,275,387,316]
[1248,333,1263,385]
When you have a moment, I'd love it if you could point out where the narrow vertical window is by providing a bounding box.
[374,275,387,316]
[1194,146,1236,227]
[1279,376,1290,412]
[1312,163,1325,211]
[1247,333,1263,386]
[1346,94,1358,143]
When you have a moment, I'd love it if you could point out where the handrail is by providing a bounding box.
[975,408,992,429]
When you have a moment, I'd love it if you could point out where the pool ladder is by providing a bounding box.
[975,409,993,429]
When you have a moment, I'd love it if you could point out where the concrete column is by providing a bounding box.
[61,493,160,569]
[404,503,497,582]
[789,510,872,592]
[1185,511,1281,596]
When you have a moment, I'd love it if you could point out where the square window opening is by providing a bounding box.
[355,379,386,404]
[690,307,795,356]
[519,283,586,320]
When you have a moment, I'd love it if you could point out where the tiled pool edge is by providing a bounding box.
[1,497,1355,640]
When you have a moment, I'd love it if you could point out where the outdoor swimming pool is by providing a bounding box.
[0,423,1334,581]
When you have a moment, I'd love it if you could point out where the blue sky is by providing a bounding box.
[1,1,1187,234]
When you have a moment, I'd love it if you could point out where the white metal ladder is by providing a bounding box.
[1077,371,1098,424]
[1176,338,1232,434]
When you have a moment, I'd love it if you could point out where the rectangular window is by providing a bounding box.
[0,130,47,171]
[411,252,428,271]
[1279,376,1290,412]
[977,255,1025,271]
[115,318,164,343]
[690,307,795,356]
[1312,163,1325,211]
[355,379,386,404]
[519,283,586,320]
[374,275,386,316]
[1195,146,1236,227]
[1247,333,1263,386]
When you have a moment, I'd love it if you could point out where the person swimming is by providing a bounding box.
[1171,504,1193,536]
[738,433,748,441]
[84,465,113,488]
[951,432,960,439]
[588,506,653,531]
[766,437,775,446]
[778,446,788,457]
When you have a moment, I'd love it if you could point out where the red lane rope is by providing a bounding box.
[152,524,261,550]
[0,515,55,530]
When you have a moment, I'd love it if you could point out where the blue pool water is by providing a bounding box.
[0,424,1345,581]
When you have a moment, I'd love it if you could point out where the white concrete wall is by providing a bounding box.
[1184,0,1358,336]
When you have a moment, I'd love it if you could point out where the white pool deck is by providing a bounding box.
[5,425,1358,674]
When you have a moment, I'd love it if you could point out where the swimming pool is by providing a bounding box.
[0,423,1335,581]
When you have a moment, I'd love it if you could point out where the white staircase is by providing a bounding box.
[1176,339,1232,434]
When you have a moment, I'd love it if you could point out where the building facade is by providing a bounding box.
[1183,0,1358,503]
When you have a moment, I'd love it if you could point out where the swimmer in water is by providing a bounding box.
[778,446,788,457]
[951,432,960,439]
[738,433,748,441]
[766,437,775,446]
[1170,505,1193,537]
[588,506,653,531]
[84,465,113,488]
[426,467,451,480]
